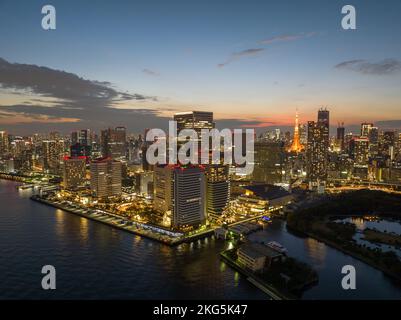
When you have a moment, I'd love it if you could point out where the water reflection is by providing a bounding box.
[337,217,401,235]
[248,219,401,299]
[79,217,89,243]
[220,261,226,272]
[54,209,66,237]
[234,272,240,285]
[2,179,401,299]
[304,238,327,268]
[353,217,367,230]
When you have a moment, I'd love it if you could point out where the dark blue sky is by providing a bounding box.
[1,0,401,133]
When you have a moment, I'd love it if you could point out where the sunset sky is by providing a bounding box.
[1,0,401,134]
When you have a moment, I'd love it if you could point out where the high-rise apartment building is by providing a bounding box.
[353,138,369,166]
[90,157,122,198]
[318,108,330,146]
[0,131,9,157]
[63,156,87,189]
[172,165,206,230]
[205,165,230,220]
[368,126,379,156]
[382,131,395,158]
[101,127,127,160]
[307,108,330,189]
[155,164,206,230]
[42,140,65,174]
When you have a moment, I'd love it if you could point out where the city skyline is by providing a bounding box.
[2,106,401,300]
[1,0,401,134]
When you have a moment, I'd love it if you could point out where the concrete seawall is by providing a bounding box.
[31,195,214,246]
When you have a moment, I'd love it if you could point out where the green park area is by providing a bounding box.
[287,189,401,281]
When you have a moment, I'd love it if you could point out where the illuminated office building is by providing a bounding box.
[361,123,374,138]
[336,124,345,152]
[90,157,122,198]
[253,141,284,184]
[71,131,79,145]
[306,108,330,189]
[174,111,214,133]
[153,165,206,230]
[79,129,91,146]
[154,165,173,214]
[205,165,230,220]
[368,127,379,155]
[173,111,215,164]
[382,131,395,158]
[101,127,127,160]
[0,131,9,156]
[42,140,65,174]
[136,171,154,196]
[172,165,206,230]
[299,124,307,145]
[63,156,87,189]
[353,138,369,166]
[318,108,330,146]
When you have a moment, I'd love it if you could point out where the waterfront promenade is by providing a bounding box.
[31,195,214,246]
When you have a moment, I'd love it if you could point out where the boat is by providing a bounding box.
[260,216,272,223]
[266,241,288,254]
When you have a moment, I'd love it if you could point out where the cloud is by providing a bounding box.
[231,48,265,57]
[215,118,278,130]
[218,48,265,68]
[142,68,160,76]
[217,32,316,68]
[375,120,401,130]
[0,58,153,103]
[0,57,167,133]
[335,59,401,75]
[258,32,317,45]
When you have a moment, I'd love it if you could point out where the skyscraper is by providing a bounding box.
[307,108,330,189]
[0,131,9,157]
[173,111,215,164]
[336,123,345,152]
[63,156,87,189]
[252,141,284,184]
[154,165,173,214]
[382,131,395,158]
[154,164,207,230]
[42,140,64,174]
[205,165,230,220]
[368,126,379,155]
[318,108,330,147]
[361,123,374,138]
[90,157,122,198]
[136,171,154,196]
[79,129,91,146]
[71,131,79,145]
[172,165,206,230]
[353,138,369,166]
[174,111,214,133]
[101,127,127,160]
